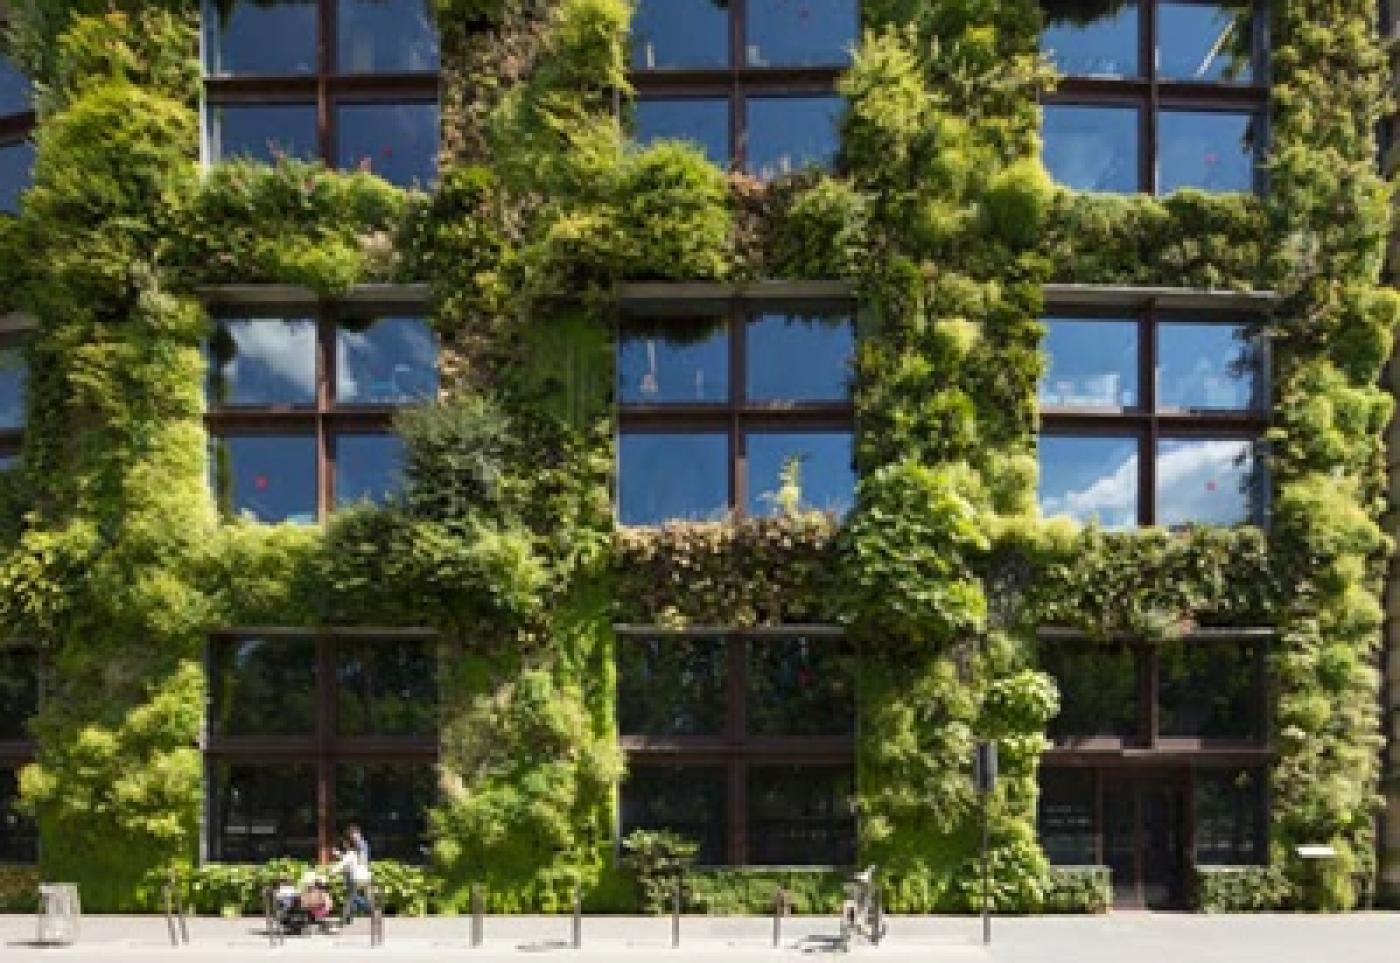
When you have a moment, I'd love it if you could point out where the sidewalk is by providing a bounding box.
[0,911,1397,962]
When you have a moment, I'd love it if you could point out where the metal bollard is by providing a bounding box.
[470,885,484,948]
[164,882,179,948]
[571,883,582,949]
[772,887,787,949]
[264,887,283,948]
[671,877,681,949]
[369,886,385,947]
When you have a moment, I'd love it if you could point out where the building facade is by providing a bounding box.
[0,0,1391,914]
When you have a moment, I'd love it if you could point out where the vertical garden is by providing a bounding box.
[0,0,1390,914]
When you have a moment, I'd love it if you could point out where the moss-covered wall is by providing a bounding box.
[0,0,1391,913]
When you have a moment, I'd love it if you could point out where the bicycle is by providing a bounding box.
[838,865,886,952]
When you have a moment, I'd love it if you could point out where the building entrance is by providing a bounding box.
[1102,772,1188,909]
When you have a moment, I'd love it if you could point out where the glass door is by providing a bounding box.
[1102,772,1188,908]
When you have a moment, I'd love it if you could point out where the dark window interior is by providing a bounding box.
[0,767,36,863]
[617,634,728,737]
[1038,768,1097,864]
[1042,643,1141,744]
[746,764,855,866]
[620,764,728,866]
[335,636,437,737]
[335,761,436,862]
[211,761,319,862]
[1193,767,1266,865]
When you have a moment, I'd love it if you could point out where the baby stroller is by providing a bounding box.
[272,876,336,937]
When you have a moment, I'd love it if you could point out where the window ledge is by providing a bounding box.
[1043,284,1280,312]
[619,280,852,303]
[195,283,431,306]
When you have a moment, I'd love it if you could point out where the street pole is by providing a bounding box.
[982,799,990,945]
[974,740,997,946]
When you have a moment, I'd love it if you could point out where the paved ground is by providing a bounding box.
[0,912,1397,961]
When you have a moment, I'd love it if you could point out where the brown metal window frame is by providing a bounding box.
[204,628,438,863]
[1041,0,1270,195]
[202,0,440,169]
[628,0,853,172]
[1038,304,1270,528]
[205,300,431,523]
[615,625,856,867]
[617,297,856,522]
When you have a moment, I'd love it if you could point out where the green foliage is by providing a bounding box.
[1042,866,1111,914]
[182,859,435,916]
[621,829,698,914]
[1193,865,1289,913]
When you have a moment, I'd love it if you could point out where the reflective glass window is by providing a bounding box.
[1194,768,1266,864]
[336,762,435,862]
[1040,0,1141,77]
[203,0,318,76]
[634,98,730,168]
[1155,437,1258,527]
[746,635,855,737]
[1157,110,1256,194]
[335,637,436,737]
[618,317,729,404]
[1040,318,1139,409]
[206,318,317,407]
[1158,2,1254,82]
[745,430,854,518]
[746,0,857,68]
[745,312,853,402]
[1037,435,1139,529]
[746,96,843,179]
[621,765,728,865]
[209,636,318,737]
[746,765,854,866]
[212,434,319,524]
[337,0,439,73]
[1041,104,1139,192]
[336,316,438,405]
[1156,322,1261,411]
[630,0,730,69]
[618,432,729,525]
[0,55,32,117]
[211,762,319,862]
[1158,642,1261,740]
[0,140,34,215]
[1040,643,1141,743]
[336,102,439,187]
[0,345,26,430]
[1038,769,1097,865]
[0,767,36,863]
[335,433,405,507]
[617,635,728,736]
[209,104,319,165]
[0,649,36,742]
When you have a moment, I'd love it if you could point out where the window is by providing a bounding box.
[0,766,36,863]
[206,632,437,862]
[205,309,436,523]
[617,628,855,865]
[0,647,40,864]
[202,0,439,187]
[1039,1,1266,194]
[1037,310,1267,528]
[629,0,852,176]
[1040,643,1140,743]
[1194,768,1266,865]
[0,50,33,215]
[0,341,27,433]
[617,302,855,525]
[1038,769,1097,864]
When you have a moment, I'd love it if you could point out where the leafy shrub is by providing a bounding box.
[1042,866,1111,914]
[622,829,698,914]
[1193,866,1287,913]
[182,859,435,916]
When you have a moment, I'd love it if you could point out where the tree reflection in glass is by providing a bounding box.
[618,316,729,404]
[1155,437,1258,527]
[747,765,854,866]
[210,636,318,737]
[1157,321,1261,411]
[1040,0,1141,77]
[617,635,727,736]
[336,638,436,736]
[1158,641,1260,739]
[1158,2,1254,82]
[746,635,854,736]
[212,762,318,861]
[336,762,435,862]
[621,765,727,865]
[1040,642,1141,743]
[746,431,854,517]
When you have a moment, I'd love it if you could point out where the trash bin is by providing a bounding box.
[35,883,80,945]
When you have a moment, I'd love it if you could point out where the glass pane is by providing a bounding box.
[209,104,319,165]
[1157,110,1257,194]
[336,317,438,405]
[0,649,37,741]
[336,762,435,863]
[747,765,855,866]
[1194,768,1266,864]
[1155,437,1259,527]
[746,431,854,518]
[203,0,318,76]
[618,432,729,525]
[1040,318,1138,409]
[746,0,857,67]
[634,98,730,168]
[337,0,439,73]
[1038,769,1096,864]
[336,102,440,187]
[746,635,855,737]
[206,318,317,407]
[630,0,729,69]
[1040,0,1141,77]
[0,345,26,430]
[1037,435,1139,529]
[211,762,319,862]
[621,765,727,866]
[1158,2,1254,82]
[335,434,406,507]
[1041,104,1140,192]
[1158,642,1261,739]
[618,317,729,404]
[745,311,853,402]
[335,636,436,737]
[0,767,36,863]
[212,434,319,524]
[1157,322,1261,411]
[209,636,318,737]
[616,635,727,736]
[0,55,32,117]
[1040,643,1140,743]
[746,96,843,179]
[0,140,34,215]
